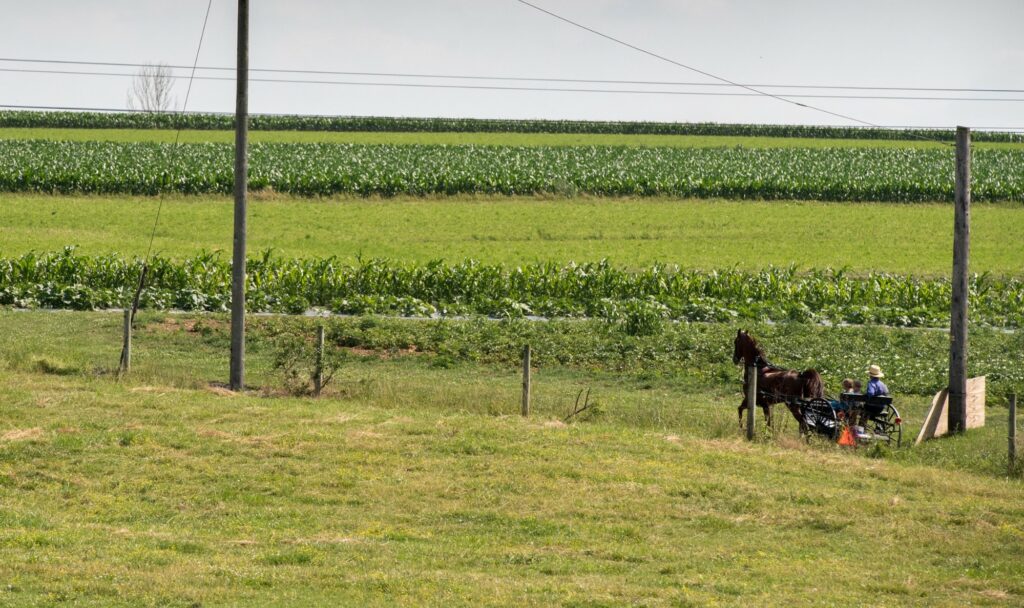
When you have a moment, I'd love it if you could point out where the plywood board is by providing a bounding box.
[915,388,948,446]
[915,376,986,445]
[966,376,986,429]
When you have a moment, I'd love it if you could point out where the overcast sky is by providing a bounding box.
[3,0,1023,128]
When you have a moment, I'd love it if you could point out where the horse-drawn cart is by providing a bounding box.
[773,392,903,447]
[733,330,903,447]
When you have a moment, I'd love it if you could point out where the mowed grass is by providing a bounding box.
[3,194,1024,275]
[0,310,1023,606]
[3,127,1022,149]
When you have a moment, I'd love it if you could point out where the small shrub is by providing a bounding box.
[267,321,348,396]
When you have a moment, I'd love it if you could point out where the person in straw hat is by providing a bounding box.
[865,364,889,397]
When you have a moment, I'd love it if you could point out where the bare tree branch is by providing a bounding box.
[565,388,593,422]
[127,62,176,112]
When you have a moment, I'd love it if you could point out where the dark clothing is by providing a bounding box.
[866,377,889,397]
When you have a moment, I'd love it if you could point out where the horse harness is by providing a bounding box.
[754,353,778,371]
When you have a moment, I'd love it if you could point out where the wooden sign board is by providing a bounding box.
[915,376,986,445]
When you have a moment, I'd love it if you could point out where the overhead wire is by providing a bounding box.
[2,56,1022,94]
[3,66,1024,103]
[146,1,213,263]
[512,0,959,146]
[120,0,214,376]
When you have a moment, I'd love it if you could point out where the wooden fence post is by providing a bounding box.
[118,308,132,376]
[745,365,757,441]
[1010,394,1018,475]
[313,324,325,397]
[521,345,531,417]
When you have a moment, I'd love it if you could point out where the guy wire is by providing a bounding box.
[121,0,214,373]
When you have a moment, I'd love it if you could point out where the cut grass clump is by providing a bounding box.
[30,356,77,376]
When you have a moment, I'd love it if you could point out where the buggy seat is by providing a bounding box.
[839,393,893,417]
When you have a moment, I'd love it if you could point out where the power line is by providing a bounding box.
[144,0,213,262]
[119,0,213,374]
[512,0,964,149]
[1,55,1022,94]
[2,103,1023,132]
[3,66,1024,103]
[514,0,887,128]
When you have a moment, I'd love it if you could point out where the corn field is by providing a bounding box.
[2,110,1023,142]
[1,139,1023,201]
[2,249,1022,328]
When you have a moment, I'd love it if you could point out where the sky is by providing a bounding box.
[2,0,1023,129]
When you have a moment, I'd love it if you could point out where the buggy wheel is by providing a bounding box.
[801,398,839,441]
[869,404,903,447]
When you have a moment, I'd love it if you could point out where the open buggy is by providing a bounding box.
[798,393,903,447]
[733,329,903,447]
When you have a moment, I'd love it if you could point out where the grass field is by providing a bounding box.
[3,127,1023,149]
[1,311,1022,606]
[3,194,1024,275]
[3,118,1024,605]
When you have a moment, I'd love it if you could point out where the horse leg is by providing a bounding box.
[738,397,747,428]
[788,402,807,434]
[763,403,773,428]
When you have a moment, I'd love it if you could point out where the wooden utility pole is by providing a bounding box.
[948,126,970,433]
[521,345,531,416]
[745,365,757,441]
[229,0,249,391]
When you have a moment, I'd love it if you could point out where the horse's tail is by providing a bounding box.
[800,369,824,398]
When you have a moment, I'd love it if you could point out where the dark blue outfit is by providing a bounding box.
[866,377,889,397]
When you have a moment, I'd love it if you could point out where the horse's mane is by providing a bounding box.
[742,332,776,369]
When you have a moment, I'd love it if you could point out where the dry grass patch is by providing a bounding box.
[1,427,44,442]
[204,383,240,397]
[196,428,279,447]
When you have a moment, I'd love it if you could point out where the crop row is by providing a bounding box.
[2,249,1022,328]
[2,110,1022,142]
[1,140,1023,201]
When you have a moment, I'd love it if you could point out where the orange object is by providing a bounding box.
[838,425,857,446]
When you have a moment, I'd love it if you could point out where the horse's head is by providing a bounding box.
[732,329,748,365]
[733,329,762,365]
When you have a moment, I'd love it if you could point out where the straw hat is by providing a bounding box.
[867,364,884,378]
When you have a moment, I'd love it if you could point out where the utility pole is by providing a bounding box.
[948,126,970,433]
[230,0,249,391]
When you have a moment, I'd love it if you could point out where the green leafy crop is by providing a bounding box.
[2,110,1022,142]
[2,249,1021,328]
[1,140,1022,202]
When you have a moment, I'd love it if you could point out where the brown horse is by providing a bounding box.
[732,330,824,429]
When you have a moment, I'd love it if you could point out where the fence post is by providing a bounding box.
[1010,394,1018,475]
[521,345,531,417]
[313,324,325,397]
[118,308,132,376]
[745,365,757,441]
